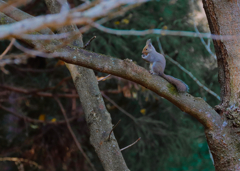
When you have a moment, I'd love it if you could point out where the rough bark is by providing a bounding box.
[202,0,240,170]
[203,0,240,106]
[44,1,130,171]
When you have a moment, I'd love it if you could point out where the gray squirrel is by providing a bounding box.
[141,39,188,93]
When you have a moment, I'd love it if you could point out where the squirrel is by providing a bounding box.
[141,39,189,93]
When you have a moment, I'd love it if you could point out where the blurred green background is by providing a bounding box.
[0,0,218,170]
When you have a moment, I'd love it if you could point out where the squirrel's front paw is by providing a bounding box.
[142,54,149,59]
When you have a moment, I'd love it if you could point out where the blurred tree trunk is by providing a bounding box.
[202,0,240,170]
[44,1,129,170]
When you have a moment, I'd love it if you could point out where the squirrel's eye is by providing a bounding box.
[146,48,148,50]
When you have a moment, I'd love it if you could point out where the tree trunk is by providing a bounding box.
[202,0,240,170]
[44,1,129,170]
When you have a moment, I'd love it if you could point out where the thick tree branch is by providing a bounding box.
[59,47,222,130]
[0,0,52,35]
[0,1,222,130]
[0,0,149,39]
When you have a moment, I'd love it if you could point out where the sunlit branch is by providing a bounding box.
[0,0,149,39]
[97,74,111,82]
[0,38,15,60]
[92,22,237,40]
[0,157,42,170]
[120,137,141,151]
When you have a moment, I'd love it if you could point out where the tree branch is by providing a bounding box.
[0,0,149,39]
[59,47,222,130]
[54,97,96,171]
[0,104,78,124]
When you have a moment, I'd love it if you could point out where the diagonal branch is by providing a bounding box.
[54,97,96,171]
[58,47,222,130]
[44,0,130,170]
[0,0,149,39]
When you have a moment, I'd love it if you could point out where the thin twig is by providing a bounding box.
[0,85,79,98]
[98,74,111,82]
[101,92,136,121]
[156,37,220,100]
[156,37,164,55]
[0,38,15,60]
[54,97,97,171]
[0,157,42,170]
[83,36,96,49]
[92,22,238,40]
[120,137,141,151]
[191,0,216,59]
[108,119,121,140]
[0,104,78,124]
[19,32,71,40]
[10,65,56,73]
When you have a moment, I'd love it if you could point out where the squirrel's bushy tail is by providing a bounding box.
[162,74,189,93]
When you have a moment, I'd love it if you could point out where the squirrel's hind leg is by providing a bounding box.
[152,62,164,76]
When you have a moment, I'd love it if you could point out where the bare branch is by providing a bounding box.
[0,85,79,98]
[190,0,216,59]
[0,0,53,35]
[0,157,42,170]
[91,22,237,40]
[83,36,96,49]
[19,32,71,40]
[0,38,15,60]
[59,47,222,130]
[13,40,69,58]
[120,137,141,151]
[0,0,149,39]
[54,97,97,171]
[102,92,136,121]
[108,119,121,141]
[0,104,78,124]
[98,74,111,82]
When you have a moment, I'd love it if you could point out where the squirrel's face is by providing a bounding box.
[142,43,153,55]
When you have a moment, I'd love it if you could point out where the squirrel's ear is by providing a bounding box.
[148,43,152,49]
[146,39,152,45]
